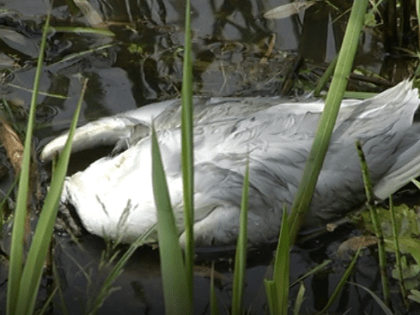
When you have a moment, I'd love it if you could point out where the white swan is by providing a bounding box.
[41,80,420,246]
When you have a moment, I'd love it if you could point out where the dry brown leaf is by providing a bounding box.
[336,235,377,258]
[0,117,23,175]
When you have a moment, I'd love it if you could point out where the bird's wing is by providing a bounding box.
[40,100,176,161]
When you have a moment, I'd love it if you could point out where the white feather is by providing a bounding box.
[43,80,420,246]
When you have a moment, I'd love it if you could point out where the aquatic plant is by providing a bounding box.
[6,14,86,315]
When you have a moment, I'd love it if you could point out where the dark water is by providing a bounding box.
[0,0,419,314]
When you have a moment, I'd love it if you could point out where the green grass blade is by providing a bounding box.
[210,262,220,315]
[14,79,88,315]
[181,0,194,301]
[265,207,290,315]
[288,0,369,243]
[231,161,250,315]
[293,282,305,315]
[350,282,394,315]
[88,224,156,315]
[355,140,390,305]
[317,247,361,314]
[389,196,409,308]
[7,13,51,315]
[264,281,277,315]
[52,262,70,315]
[290,259,331,286]
[49,44,114,67]
[313,53,338,97]
[151,125,193,315]
[37,286,59,315]
[272,208,290,315]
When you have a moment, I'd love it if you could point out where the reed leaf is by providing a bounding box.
[264,207,289,315]
[288,0,369,243]
[151,125,193,315]
[181,0,194,301]
[13,79,87,315]
[231,161,250,315]
[7,14,51,315]
[355,140,390,305]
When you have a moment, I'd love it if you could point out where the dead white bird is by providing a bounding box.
[41,80,420,246]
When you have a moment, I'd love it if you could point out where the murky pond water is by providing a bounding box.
[0,0,420,314]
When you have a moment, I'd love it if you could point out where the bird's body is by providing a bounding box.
[42,81,420,246]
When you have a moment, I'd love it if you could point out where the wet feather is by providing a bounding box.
[41,80,420,246]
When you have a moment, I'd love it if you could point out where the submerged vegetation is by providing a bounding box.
[0,0,420,314]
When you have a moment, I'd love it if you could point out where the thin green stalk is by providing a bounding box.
[48,43,114,67]
[7,13,51,315]
[389,196,409,308]
[181,0,194,301]
[52,262,70,315]
[288,0,369,244]
[290,259,331,287]
[350,282,394,315]
[37,286,59,315]
[87,224,156,315]
[316,247,361,314]
[355,140,390,306]
[6,83,68,99]
[231,162,250,315]
[313,53,338,97]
